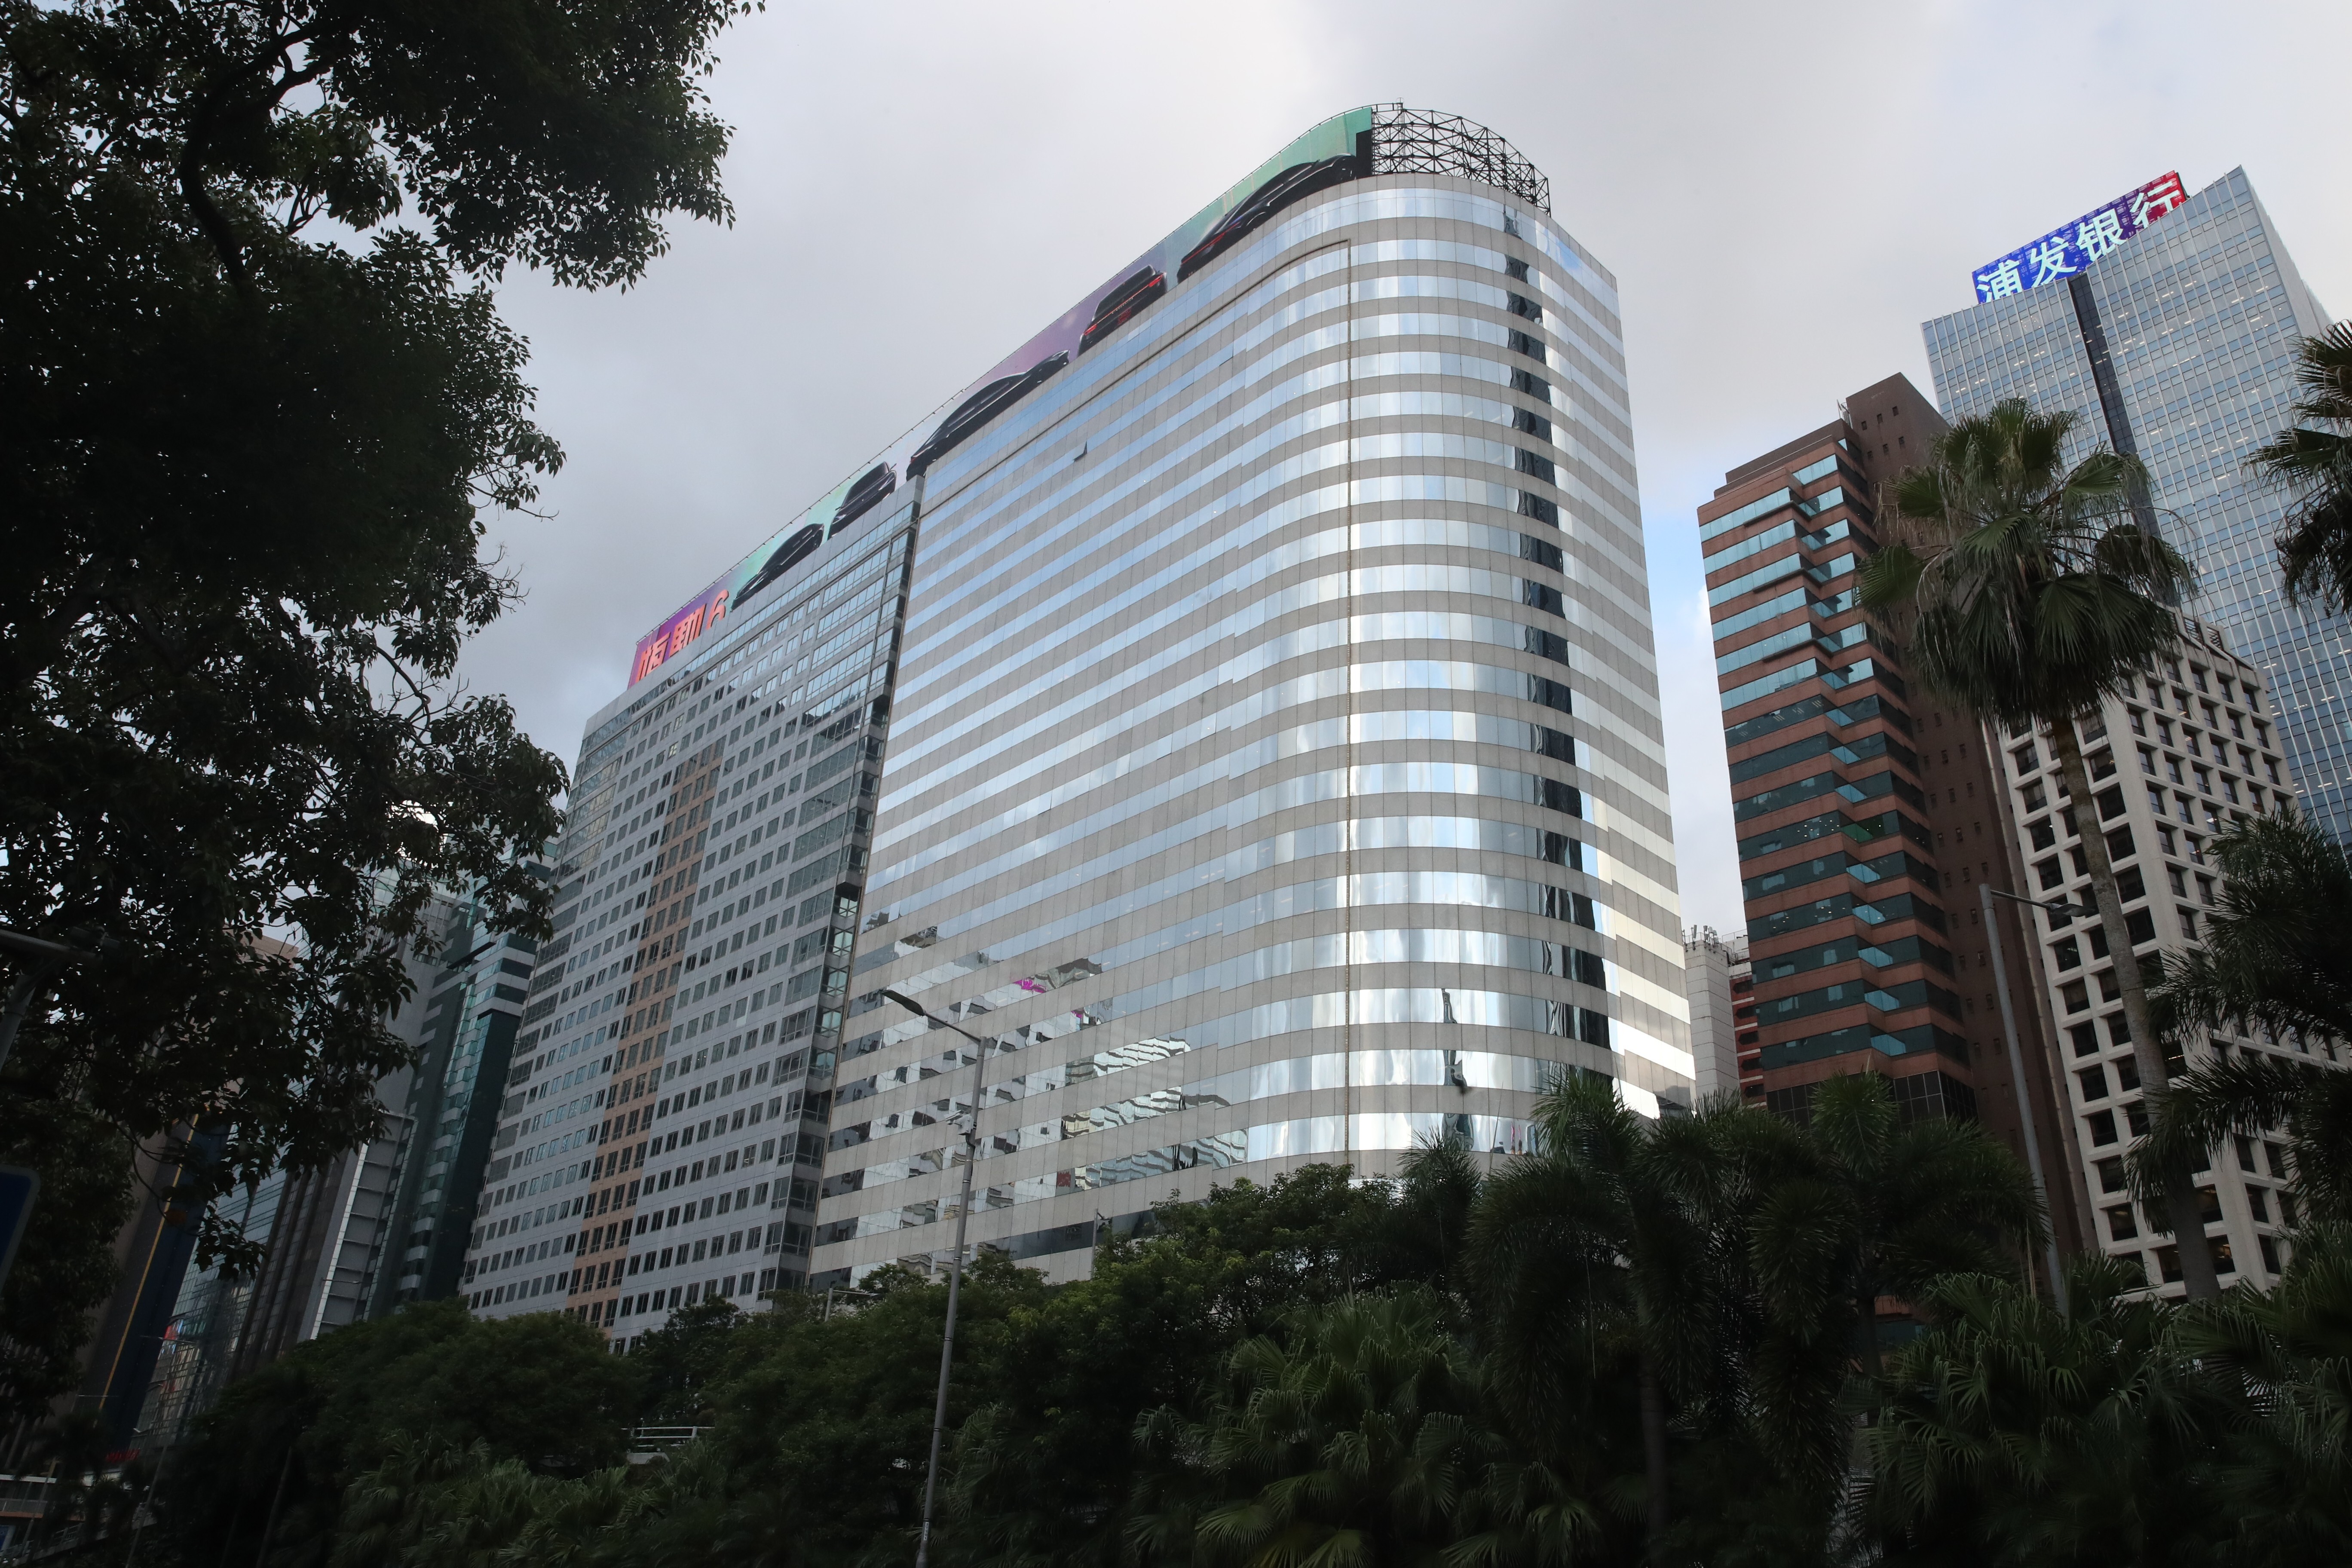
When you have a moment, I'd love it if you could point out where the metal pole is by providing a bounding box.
[1980,883,2069,1316]
[0,925,95,1074]
[884,989,991,1568]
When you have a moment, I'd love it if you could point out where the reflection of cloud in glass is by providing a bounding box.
[626,107,1376,684]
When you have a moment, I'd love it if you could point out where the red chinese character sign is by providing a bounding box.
[1970,172,2190,303]
[622,107,1387,687]
[630,586,731,685]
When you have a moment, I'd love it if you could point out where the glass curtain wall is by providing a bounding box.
[822,175,1686,1283]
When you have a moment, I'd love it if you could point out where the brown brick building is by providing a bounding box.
[1699,374,2088,1257]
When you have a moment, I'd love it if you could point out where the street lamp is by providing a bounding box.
[878,987,993,1568]
[1977,884,2100,1314]
[0,923,105,1072]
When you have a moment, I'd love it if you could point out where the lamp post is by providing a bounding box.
[1978,883,2100,1315]
[879,987,992,1568]
[0,924,103,1072]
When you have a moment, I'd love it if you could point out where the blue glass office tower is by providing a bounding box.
[1925,169,2345,837]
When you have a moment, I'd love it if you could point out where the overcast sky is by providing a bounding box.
[462,0,2352,938]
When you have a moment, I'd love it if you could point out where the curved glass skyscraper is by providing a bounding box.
[469,108,1689,1333]
[819,108,1687,1284]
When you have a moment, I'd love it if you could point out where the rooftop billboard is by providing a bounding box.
[628,107,1378,687]
[1969,171,2190,304]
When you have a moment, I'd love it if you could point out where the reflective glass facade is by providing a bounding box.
[486,111,1689,1338]
[380,888,547,1311]
[465,518,911,1329]
[1925,169,2347,839]
[824,173,1684,1285]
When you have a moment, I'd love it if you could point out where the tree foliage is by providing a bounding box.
[150,1110,2352,1568]
[0,0,749,1285]
[2255,321,2352,613]
[2142,811,2352,1226]
[1870,1234,2352,1567]
[1857,395,2219,1297]
[160,1297,638,1568]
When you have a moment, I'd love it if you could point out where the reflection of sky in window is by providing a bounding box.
[1927,169,2352,842]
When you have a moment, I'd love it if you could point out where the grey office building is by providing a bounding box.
[487,107,1691,1332]
[1924,168,2345,836]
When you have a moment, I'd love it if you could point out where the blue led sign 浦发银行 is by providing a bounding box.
[1969,172,2190,304]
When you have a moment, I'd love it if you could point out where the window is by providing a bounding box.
[2247,1186,2270,1223]
[2095,1155,2127,1192]
[2106,1205,2139,1241]
[2078,1064,2110,1100]
[2138,746,2157,774]
[2013,744,2040,775]
[2062,980,2090,1014]
[2168,866,2188,897]
[2069,1022,2102,1057]
[2029,817,2057,850]
[2022,782,2047,812]
[2087,1108,2118,1145]
[2054,937,2082,970]
[2037,857,2064,891]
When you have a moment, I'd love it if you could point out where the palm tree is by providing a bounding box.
[1392,1131,1482,1292]
[2150,810,2352,1046]
[1856,398,2217,1295]
[2143,811,2352,1226]
[2179,1222,2352,1559]
[1461,1072,1721,1556]
[1125,1290,1520,1568]
[2253,321,2352,612]
[1741,1074,2044,1422]
[2135,1053,2352,1232]
[1867,1256,2232,1566]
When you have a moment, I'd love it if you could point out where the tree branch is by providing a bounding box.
[173,24,331,294]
